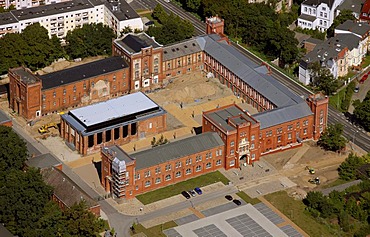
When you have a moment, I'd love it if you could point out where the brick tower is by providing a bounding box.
[306,93,329,140]
[206,15,225,35]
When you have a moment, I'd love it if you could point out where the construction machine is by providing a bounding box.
[38,122,58,134]
[305,166,316,174]
[308,177,320,185]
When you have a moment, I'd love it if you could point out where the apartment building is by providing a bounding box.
[0,0,143,38]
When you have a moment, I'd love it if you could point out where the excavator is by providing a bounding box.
[38,122,58,134]
[305,166,316,174]
[308,177,320,185]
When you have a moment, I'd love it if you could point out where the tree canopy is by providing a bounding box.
[327,10,356,37]
[148,6,194,45]
[317,123,347,151]
[338,153,366,181]
[0,23,64,75]
[309,62,338,95]
[65,23,115,59]
[353,90,370,131]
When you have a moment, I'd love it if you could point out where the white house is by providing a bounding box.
[298,0,345,32]
[0,0,143,38]
[2,0,71,9]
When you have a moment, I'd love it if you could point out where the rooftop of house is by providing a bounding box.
[114,33,162,54]
[163,38,202,61]
[9,67,39,84]
[102,145,134,164]
[333,33,361,50]
[335,20,370,36]
[39,56,128,90]
[0,12,17,25]
[131,132,224,170]
[26,153,62,170]
[0,84,8,95]
[298,13,316,22]
[361,0,370,14]
[41,167,98,209]
[337,0,366,14]
[204,105,257,132]
[302,0,337,8]
[0,110,11,124]
[104,0,140,22]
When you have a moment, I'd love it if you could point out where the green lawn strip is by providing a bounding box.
[329,89,346,111]
[136,171,229,205]
[138,13,161,27]
[319,178,348,189]
[236,191,261,205]
[362,55,370,68]
[131,221,177,237]
[264,191,338,237]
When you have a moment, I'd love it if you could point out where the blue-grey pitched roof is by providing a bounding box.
[254,102,313,129]
[0,110,11,124]
[196,35,304,108]
[26,153,62,169]
[132,132,224,170]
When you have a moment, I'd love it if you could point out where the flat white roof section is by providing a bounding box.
[69,92,158,127]
[170,204,288,237]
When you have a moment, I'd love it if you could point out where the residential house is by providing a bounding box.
[335,20,370,54]
[360,0,370,21]
[336,0,366,19]
[298,0,345,32]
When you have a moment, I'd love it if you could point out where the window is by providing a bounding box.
[53,92,56,98]
[196,155,202,162]
[296,122,300,128]
[53,101,56,106]
[186,158,192,165]
[63,98,66,104]
[304,7,307,12]
[196,165,202,172]
[165,164,171,171]
[73,85,76,92]
[320,110,324,124]
[324,13,327,18]
[155,177,161,184]
[230,150,234,155]
[216,159,221,166]
[135,63,139,70]
[135,173,140,180]
[113,75,116,81]
[186,168,191,175]
[165,174,171,181]
[230,160,235,167]
[206,162,212,169]
[83,83,86,89]
[73,96,76,101]
[145,180,151,187]
[277,136,281,143]
[154,66,158,73]
[155,167,161,174]
[230,141,234,147]
[251,154,256,160]
[322,7,326,11]
[176,161,182,168]
[251,135,255,141]
[288,133,292,140]
[91,82,95,88]
[154,58,159,65]
[175,171,181,178]
[144,170,151,177]
[167,62,171,69]
[42,95,46,101]
[304,128,307,135]
[320,12,323,17]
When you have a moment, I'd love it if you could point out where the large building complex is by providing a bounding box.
[0,0,143,38]
[60,92,166,155]
[100,132,224,199]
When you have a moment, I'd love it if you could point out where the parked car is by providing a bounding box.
[354,86,360,93]
[189,190,196,197]
[181,191,191,199]
[225,195,233,201]
[233,199,242,206]
[194,187,202,195]
[360,74,368,84]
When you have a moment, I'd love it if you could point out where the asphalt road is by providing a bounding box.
[154,0,370,153]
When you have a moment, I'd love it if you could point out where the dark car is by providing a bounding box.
[189,190,196,197]
[194,187,202,195]
[181,191,191,199]
[145,21,154,26]
[233,199,242,206]
[225,195,233,201]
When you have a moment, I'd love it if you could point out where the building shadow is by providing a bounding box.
[93,161,102,183]
[193,126,202,135]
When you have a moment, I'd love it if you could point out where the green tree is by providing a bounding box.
[185,0,201,12]
[327,10,356,37]
[309,61,338,95]
[303,191,333,218]
[317,123,347,151]
[152,4,168,23]
[353,91,370,131]
[0,125,28,173]
[338,153,366,180]
[65,23,115,59]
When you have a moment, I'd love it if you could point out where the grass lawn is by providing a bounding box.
[136,171,230,205]
[265,191,338,237]
[319,178,348,189]
[138,12,161,27]
[329,89,346,110]
[362,55,370,68]
[236,191,261,205]
[131,221,177,237]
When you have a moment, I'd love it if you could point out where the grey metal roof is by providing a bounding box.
[0,110,11,124]
[334,33,361,50]
[0,12,17,25]
[114,33,162,54]
[163,38,202,61]
[298,14,316,22]
[205,105,256,132]
[9,67,39,84]
[197,35,304,107]
[336,20,370,36]
[26,153,62,169]
[132,132,224,170]
[105,145,134,163]
[254,102,313,129]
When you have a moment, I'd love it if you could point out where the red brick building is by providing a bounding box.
[9,57,130,121]
[100,132,224,199]
[60,92,166,155]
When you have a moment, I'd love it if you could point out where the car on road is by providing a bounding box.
[233,199,242,206]
[360,74,368,84]
[225,195,233,201]
[181,191,191,199]
[354,86,360,93]
[189,190,196,197]
[194,187,202,195]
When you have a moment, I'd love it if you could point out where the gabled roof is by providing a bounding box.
[163,38,202,61]
[337,0,366,14]
[254,102,313,129]
[132,132,224,170]
[335,20,370,37]
[40,57,128,90]
[334,33,361,50]
[114,33,162,54]
[302,0,336,8]
[26,153,62,170]
[197,35,304,108]
[0,110,11,124]
[41,167,98,209]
